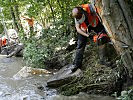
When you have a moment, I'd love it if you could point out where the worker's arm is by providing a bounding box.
[75,24,89,37]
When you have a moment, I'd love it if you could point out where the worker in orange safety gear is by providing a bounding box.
[71,4,111,72]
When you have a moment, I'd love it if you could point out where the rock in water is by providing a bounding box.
[13,66,51,80]
[7,43,24,58]
[47,64,82,88]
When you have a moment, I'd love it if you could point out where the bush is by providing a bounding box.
[23,20,75,68]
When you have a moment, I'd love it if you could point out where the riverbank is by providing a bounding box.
[0,55,116,100]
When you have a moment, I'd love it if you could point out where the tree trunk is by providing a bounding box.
[47,0,55,22]
[90,0,133,78]
[10,6,19,31]
[14,2,24,31]
[57,0,64,20]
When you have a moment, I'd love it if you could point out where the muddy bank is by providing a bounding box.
[45,44,124,97]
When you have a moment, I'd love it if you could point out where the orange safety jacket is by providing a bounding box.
[22,16,34,27]
[27,18,34,27]
[80,4,109,43]
[80,4,99,30]
[0,37,7,47]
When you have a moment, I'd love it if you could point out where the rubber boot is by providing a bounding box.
[71,64,81,72]
[98,45,111,67]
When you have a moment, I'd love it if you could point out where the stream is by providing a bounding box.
[0,55,115,100]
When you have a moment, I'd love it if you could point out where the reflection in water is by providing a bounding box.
[0,55,115,100]
[46,93,115,100]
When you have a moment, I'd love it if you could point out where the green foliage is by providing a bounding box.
[23,37,48,68]
[23,20,74,68]
[116,90,133,100]
[0,23,4,34]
